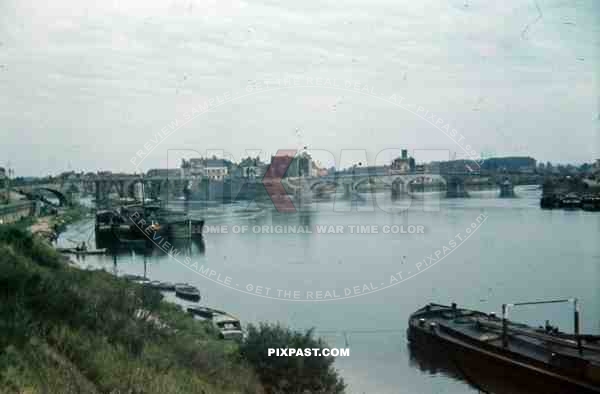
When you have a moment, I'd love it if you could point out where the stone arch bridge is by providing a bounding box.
[14,175,189,207]
[283,172,516,199]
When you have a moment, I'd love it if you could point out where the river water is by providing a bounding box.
[59,187,600,394]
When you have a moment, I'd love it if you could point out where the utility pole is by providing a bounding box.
[4,161,13,204]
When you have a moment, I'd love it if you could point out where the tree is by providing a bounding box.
[240,323,345,394]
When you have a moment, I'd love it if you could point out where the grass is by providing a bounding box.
[0,224,346,394]
[0,226,262,394]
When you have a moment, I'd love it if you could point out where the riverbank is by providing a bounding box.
[27,204,89,242]
[0,223,346,394]
[0,225,263,394]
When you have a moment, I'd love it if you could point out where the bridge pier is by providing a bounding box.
[391,182,407,201]
[343,183,352,199]
[115,180,126,198]
[499,179,515,198]
[446,179,469,198]
[95,180,109,208]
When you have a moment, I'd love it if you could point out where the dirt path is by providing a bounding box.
[29,216,53,234]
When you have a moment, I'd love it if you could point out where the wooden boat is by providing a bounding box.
[56,247,107,255]
[407,300,600,394]
[121,274,147,282]
[187,306,243,341]
[174,283,201,302]
[147,280,176,292]
[74,248,107,255]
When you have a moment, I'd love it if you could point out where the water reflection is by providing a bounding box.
[95,230,205,257]
[408,342,564,394]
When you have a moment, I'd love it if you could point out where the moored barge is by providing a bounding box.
[95,204,204,244]
[408,300,600,393]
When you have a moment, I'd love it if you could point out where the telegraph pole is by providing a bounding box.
[4,161,13,204]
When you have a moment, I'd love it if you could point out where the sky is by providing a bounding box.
[0,0,598,176]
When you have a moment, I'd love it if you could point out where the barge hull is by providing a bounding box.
[408,325,599,394]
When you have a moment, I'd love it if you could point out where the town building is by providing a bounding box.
[189,158,206,178]
[238,157,268,179]
[203,159,230,181]
[592,159,600,179]
[390,149,415,174]
[181,157,233,180]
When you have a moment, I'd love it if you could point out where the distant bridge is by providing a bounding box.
[282,171,519,199]
[14,175,187,207]
[14,170,529,207]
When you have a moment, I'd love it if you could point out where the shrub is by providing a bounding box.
[240,323,345,394]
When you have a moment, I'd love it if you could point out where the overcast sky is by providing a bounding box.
[0,0,598,176]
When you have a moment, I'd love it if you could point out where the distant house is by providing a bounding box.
[181,157,233,180]
[310,162,321,177]
[239,157,267,179]
[204,159,230,181]
[189,158,206,178]
[287,152,313,177]
[390,149,414,174]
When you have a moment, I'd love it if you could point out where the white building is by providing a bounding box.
[204,159,229,181]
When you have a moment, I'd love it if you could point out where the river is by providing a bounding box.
[58,187,600,394]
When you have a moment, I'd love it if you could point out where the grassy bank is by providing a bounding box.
[0,226,346,394]
[0,226,261,394]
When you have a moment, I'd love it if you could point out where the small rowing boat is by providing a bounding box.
[147,280,176,292]
[187,306,243,341]
[56,247,107,255]
[174,284,201,302]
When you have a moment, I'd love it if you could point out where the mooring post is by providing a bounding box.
[143,254,147,279]
[573,298,582,354]
[502,303,508,348]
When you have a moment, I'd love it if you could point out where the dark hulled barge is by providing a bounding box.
[407,300,600,393]
[541,193,600,211]
[95,204,204,246]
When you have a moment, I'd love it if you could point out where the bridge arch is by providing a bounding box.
[34,187,69,206]
[352,176,385,191]
[310,180,339,191]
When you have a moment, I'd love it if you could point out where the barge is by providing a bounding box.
[407,300,600,393]
[95,204,204,244]
[541,193,600,211]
